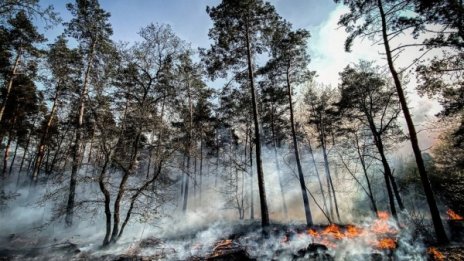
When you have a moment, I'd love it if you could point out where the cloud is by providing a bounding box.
[307,5,444,155]
[308,5,382,87]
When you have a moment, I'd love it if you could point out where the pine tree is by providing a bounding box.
[337,61,405,219]
[262,22,315,225]
[31,36,82,181]
[0,11,45,125]
[202,0,283,228]
[64,0,113,227]
[335,0,449,243]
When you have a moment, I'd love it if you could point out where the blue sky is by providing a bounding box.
[40,0,337,49]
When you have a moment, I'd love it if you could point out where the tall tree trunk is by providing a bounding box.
[305,133,329,216]
[377,0,448,243]
[183,77,194,213]
[118,162,164,242]
[48,123,71,174]
[240,158,245,220]
[2,133,12,178]
[199,136,203,205]
[0,49,21,123]
[32,91,59,182]
[86,126,95,164]
[388,170,404,210]
[269,99,288,219]
[320,133,341,223]
[152,95,166,191]
[110,168,130,243]
[19,129,33,173]
[215,118,220,186]
[97,99,129,246]
[286,70,313,226]
[180,155,185,205]
[249,135,254,220]
[373,131,397,220]
[110,132,141,243]
[367,114,398,219]
[182,156,190,212]
[354,132,378,215]
[193,154,197,199]
[17,129,34,187]
[65,41,96,227]
[8,140,19,175]
[245,21,269,228]
[99,156,112,246]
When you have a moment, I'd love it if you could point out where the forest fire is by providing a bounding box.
[447,209,463,220]
[428,247,445,261]
[2,0,464,260]
[375,238,397,249]
[296,212,398,251]
[210,239,234,257]
[205,214,401,260]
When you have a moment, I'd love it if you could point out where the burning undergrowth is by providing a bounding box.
[1,212,463,260]
[69,212,438,260]
[1,182,462,260]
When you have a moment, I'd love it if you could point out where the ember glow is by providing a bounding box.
[375,238,397,249]
[345,225,363,238]
[427,247,445,261]
[321,224,344,240]
[294,211,400,251]
[447,209,463,220]
[371,212,398,234]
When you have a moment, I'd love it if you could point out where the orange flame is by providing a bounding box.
[375,238,397,249]
[307,228,319,238]
[447,209,463,220]
[371,211,397,234]
[322,224,344,240]
[378,211,389,220]
[345,225,363,238]
[298,215,398,250]
[427,247,445,261]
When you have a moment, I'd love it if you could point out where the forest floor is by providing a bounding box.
[0,221,463,260]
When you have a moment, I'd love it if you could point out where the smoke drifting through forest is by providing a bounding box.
[0,152,428,260]
[1,0,463,259]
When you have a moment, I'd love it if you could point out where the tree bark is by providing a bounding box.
[199,135,203,205]
[320,133,341,223]
[377,0,448,243]
[19,128,33,173]
[32,90,59,182]
[182,156,190,212]
[2,133,12,178]
[249,133,254,220]
[354,132,378,215]
[269,98,288,219]
[286,69,313,226]
[245,21,269,228]
[118,162,164,241]
[98,156,112,246]
[389,170,404,211]
[305,133,329,216]
[0,49,21,123]
[366,116,397,219]
[183,76,194,213]
[8,139,19,175]
[65,41,96,227]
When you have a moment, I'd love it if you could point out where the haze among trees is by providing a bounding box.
[0,0,463,247]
